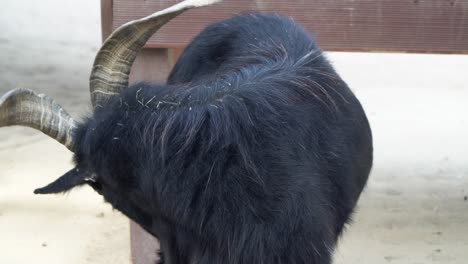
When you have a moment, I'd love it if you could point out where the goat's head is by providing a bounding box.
[0,0,222,233]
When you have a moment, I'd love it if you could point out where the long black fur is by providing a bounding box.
[71,13,372,264]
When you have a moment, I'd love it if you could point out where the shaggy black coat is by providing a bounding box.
[72,13,372,264]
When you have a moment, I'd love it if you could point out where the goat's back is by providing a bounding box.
[101,13,373,264]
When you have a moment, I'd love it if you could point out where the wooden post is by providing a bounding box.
[127,47,184,264]
[101,1,178,263]
[127,49,170,264]
[129,221,160,264]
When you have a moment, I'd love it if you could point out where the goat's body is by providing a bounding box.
[77,13,372,264]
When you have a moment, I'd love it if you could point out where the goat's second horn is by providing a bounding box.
[0,88,76,151]
[89,0,223,110]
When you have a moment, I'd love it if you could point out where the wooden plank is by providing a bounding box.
[112,0,468,54]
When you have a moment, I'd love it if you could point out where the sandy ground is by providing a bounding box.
[1,0,468,263]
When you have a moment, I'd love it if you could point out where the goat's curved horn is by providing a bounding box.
[0,88,76,151]
[89,0,222,109]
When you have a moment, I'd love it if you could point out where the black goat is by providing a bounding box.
[0,1,372,263]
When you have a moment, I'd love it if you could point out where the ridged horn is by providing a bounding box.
[0,88,76,151]
[89,0,223,109]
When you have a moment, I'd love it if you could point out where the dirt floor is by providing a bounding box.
[1,0,467,263]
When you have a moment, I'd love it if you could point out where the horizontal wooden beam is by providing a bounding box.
[111,0,468,54]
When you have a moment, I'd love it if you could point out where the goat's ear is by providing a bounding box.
[34,167,86,194]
